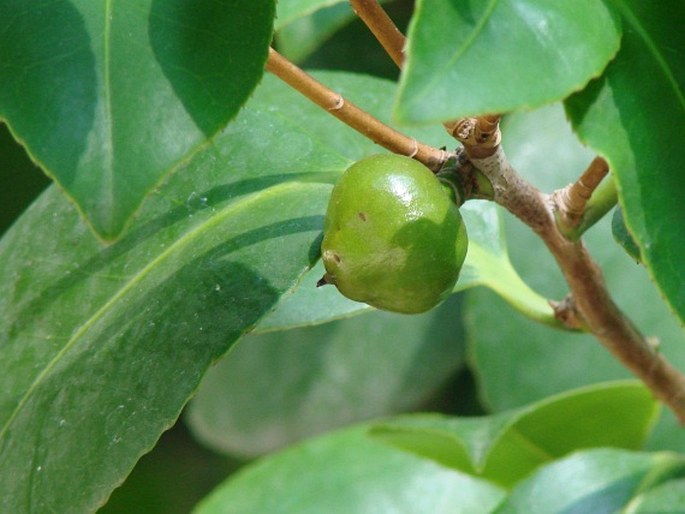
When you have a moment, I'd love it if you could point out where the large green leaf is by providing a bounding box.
[395,0,621,124]
[565,0,685,324]
[0,71,445,513]
[0,0,274,239]
[186,294,466,458]
[194,425,506,514]
[494,448,685,513]
[371,381,658,487]
[467,104,685,447]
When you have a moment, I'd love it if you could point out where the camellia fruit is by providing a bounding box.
[318,153,468,314]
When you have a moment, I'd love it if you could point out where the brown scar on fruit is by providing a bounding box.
[358,212,367,221]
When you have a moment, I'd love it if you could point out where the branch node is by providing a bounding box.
[554,156,610,229]
[447,116,502,158]
[549,295,586,330]
[408,138,418,158]
[329,95,345,111]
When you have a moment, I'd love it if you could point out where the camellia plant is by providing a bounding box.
[1,0,685,512]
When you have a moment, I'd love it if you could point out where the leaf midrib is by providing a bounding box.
[0,180,326,441]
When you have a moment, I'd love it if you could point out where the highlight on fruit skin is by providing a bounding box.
[318,153,468,314]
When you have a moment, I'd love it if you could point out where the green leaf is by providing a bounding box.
[395,0,621,124]
[193,425,506,514]
[371,381,659,487]
[274,0,346,29]
[276,3,355,62]
[468,103,685,413]
[565,0,685,324]
[186,294,466,458]
[0,71,436,513]
[494,448,685,513]
[0,0,275,239]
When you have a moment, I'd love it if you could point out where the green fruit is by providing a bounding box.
[319,154,468,314]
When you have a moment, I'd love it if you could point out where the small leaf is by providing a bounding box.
[372,381,659,487]
[0,0,275,239]
[395,0,621,123]
[194,426,506,514]
[494,449,685,513]
[186,294,466,458]
[565,0,685,324]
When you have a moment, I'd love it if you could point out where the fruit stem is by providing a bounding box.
[265,48,449,171]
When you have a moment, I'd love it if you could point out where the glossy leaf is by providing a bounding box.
[494,448,685,513]
[565,0,685,323]
[0,72,443,513]
[0,0,275,239]
[371,381,659,487]
[194,425,506,514]
[186,294,466,458]
[467,104,685,445]
[395,0,621,124]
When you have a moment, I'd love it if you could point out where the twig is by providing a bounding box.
[466,143,685,422]
[349,0,406,67]
[553,157,614,239]
[266,48,448,171]
[559,156,609,221]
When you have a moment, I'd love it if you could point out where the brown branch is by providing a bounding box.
[468,145,685,423]
[349,0,406,67]
[265,48,448,171]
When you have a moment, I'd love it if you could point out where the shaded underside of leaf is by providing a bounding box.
[565,0,685,324]
[0,0,275,238]
[395,0,621,123]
